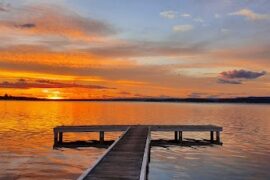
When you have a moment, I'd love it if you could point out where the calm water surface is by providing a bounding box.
[0,101,269,180]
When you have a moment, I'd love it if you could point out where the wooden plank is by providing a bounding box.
[54,125,222,133]
[77,127,131,180]
[151,125,222,131]
[78,126,150,180]
[53,124,223,179]
[54,125,129,133]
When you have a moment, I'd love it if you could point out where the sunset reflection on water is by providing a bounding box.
[0,101,270,179]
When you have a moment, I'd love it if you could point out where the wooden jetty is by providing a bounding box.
[53,125,222,180]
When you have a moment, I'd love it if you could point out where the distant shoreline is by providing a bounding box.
[0,96,270,104]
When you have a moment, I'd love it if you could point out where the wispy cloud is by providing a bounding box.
[217,78,242,85]
[0,4,115,41]
[194,18,204,23]
[160,10,178,19]
[181,13,191,18]
[15,23,36,29]
[0,1,269,98]
[188,92,208,98]
[173,24,193,32]
[221,28,230,34]
[83,40,205,58]
[0,79,113,89]
[160,11,192,19]
[218,69,267,85]
[0,7,5,12]
[229,8,270,21]
[220,69,266,79]
[0,2,9,12]
[214,14,221,19]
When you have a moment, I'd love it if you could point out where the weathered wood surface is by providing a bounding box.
[78,126,150,180]
[54,125,222,133]
[53,124,222,144]
[53,124,223,179]
[150,125,222,131]
[54,125,129,133]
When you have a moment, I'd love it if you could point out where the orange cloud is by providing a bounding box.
[229,9,270,21]
[0,44,134,68]
[0,3,269,99]
[0,4,115,42]
[0,79,113,89]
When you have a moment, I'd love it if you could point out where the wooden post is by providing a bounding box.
[174,131,178,141]
[59,132,63,143]
[54,130,58,144]
[216,131,220,143]
[100,131,104,143]
[210,131,214,143]
[178,131,183,142]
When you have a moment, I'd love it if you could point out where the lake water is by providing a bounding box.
[0,101,269,180]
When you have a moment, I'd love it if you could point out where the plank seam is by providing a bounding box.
[77,126,131,180]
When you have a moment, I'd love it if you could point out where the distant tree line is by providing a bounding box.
[0,94,269,103]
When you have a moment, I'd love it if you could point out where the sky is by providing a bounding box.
[0,0,269,99]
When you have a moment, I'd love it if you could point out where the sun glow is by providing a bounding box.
[44,90,63,99]
[47,95,62,100]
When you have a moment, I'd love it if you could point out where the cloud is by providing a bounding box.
[229,8,270,21]
[0,79,113,89]
[221,28,230,34]
[15,23,36,29]
[194,18,204,23]
[188,92,207,98]
[0,6,7,12]
[83,40,205,58]
[160,10,178,19]
[214,14,221,19]
[160,11,192,19]
[0,2,9,12]
[220,69,266,79]
[212,44,270,64]
[0,60,166,81]
[217,78,242,85]
[0,4,115,41]
[0,59,190,90]
[217,69,266,85]
[181,13,191,18]
[173,24,193,32]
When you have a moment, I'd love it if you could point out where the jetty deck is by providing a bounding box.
[53,125,222,180]
[78,126,150,180]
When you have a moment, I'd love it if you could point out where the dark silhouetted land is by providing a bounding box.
[1,94,270,104]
